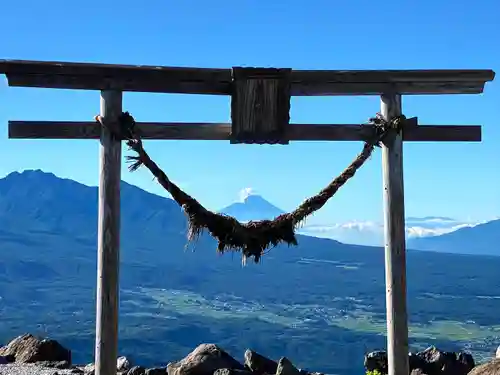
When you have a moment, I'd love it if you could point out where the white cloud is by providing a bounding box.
[299,217,488,246]
[299,221,384,246]
[405,223,474,238]
[238,187,257,202]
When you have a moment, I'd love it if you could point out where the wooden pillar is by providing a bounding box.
[95,90,122,375]
[380,93,409,375]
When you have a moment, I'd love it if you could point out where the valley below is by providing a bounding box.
[1,241,500,375]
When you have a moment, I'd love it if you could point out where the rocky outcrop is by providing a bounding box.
[80,356,133,375]
[127,365,147,375]
[275,357,301,375]
[467,358,500,375]
[117,356,132,372]
[3,333,500,375]
[364,346,475,375]
[0,336,321,375]
[165,345,321,375]
[244,349,278,375]
[166,343,245,375]
[0,334,71,364]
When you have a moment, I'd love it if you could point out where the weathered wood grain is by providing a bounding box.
[380,94,409,375]
[231,68,291,144]
[95,90,122,375]
[8,120,482,142]
[290,80,490,95]
[0,60,494,95]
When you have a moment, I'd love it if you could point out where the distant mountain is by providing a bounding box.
[219,193,285,222]
[0,169,192,270]
[407,219,500,256]
[0,169,345,273]
[298,216,480,247]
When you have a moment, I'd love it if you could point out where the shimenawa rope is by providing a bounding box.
[94,112,404,263]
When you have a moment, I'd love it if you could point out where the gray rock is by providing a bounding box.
[276,358,300,375]
[364,346,475,375]
[117,357,132,372]
[468,358,500,375]
[127,365,146,375]
[243,350,277,375]
[457,352,475,374]
[145,367,168,375]
[167,344,244,375]
[364,351,387,374]
[0,334,71,364]
[409,352,426,371]
[83,363,95,375]
[417,346,455,374]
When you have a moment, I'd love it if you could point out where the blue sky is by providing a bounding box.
[0,0,499,225]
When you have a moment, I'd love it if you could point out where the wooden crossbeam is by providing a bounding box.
[8,119,481,142]
[0,60,495,95]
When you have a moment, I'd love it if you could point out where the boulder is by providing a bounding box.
[127,365,147,375]
[416,346,456,374]
[468,358,500,375]
[77,356,133,374]
[83,363,95,375]
[243,349,277,375]
[118,356,132,372]
[145,367,168,375]
[416,346,475,375]
[457,353,475,375]
[468,359,500,375]
[409,352,427,371]
[0,334,71,364]
[276,357,301,375]
[167,344,244,375]
[364,346,475,375]
[364,351,388,374]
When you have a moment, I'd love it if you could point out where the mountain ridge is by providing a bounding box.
[1,169,497,257]
[408,219,499,256]
[219,193,285,222]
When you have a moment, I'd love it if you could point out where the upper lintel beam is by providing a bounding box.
[0,60,495,95]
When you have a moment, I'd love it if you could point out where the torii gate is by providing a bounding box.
[0,60,495,375]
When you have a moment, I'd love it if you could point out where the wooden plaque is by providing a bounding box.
[230,67,291,144]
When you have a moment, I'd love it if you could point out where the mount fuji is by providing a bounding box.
[219,191,285,222]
